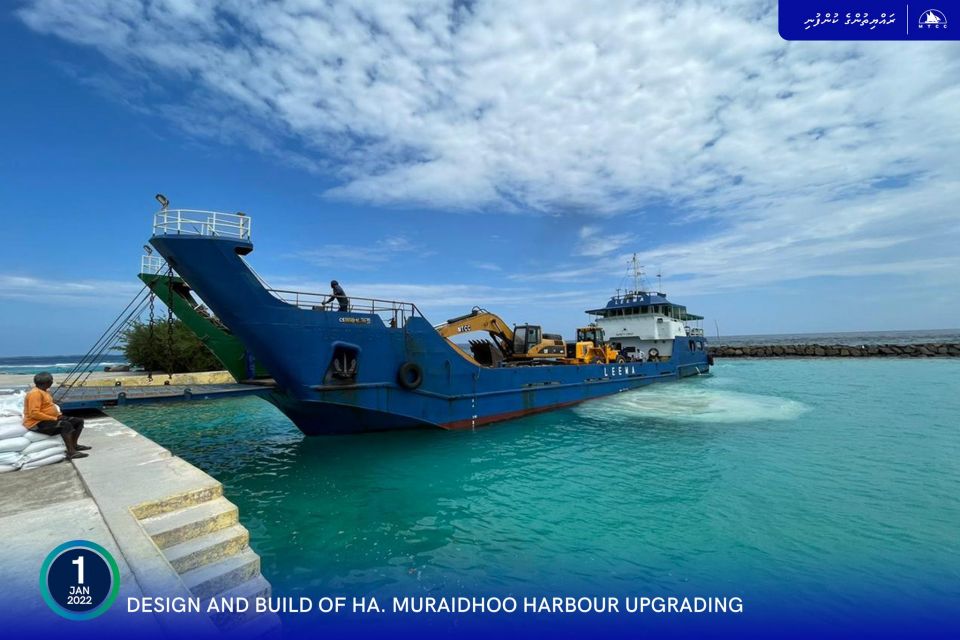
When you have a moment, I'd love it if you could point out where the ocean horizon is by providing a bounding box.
[0,353,128,375]
[2,328,957,375]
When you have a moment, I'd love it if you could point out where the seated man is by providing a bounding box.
[23,372,89,459]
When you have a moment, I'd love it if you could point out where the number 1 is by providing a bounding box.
[72,555,85,584]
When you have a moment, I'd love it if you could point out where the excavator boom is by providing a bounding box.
[435,307,515,363]
[435,307,565,364]
[436,308,514,345]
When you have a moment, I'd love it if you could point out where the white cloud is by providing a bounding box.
[576,225,633,257]
[0,275,143,305]
[287,234,428,268]
[15,0,960,295]
[470,262,502,272]
[260,275,589,327]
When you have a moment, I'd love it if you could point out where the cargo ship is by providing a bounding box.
[148,209,710,435]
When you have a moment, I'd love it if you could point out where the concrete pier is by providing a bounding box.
[0,412,278,637]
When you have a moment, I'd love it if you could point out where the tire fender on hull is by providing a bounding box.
[397,362,423,390]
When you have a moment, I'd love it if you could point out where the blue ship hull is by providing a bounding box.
[150,234,710,435]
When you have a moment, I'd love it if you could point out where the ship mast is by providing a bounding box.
[630,253,645,294]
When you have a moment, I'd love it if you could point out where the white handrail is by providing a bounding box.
[152,209,252,240]
[140,254,168,275]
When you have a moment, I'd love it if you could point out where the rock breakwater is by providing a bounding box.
[708,343,960,358]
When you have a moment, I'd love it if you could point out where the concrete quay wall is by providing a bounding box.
[0,412,277,637]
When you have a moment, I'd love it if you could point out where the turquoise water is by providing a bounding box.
[108,359,959,628]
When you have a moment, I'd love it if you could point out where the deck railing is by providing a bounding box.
[152,209,252,240]
[266,288,424,328]
[140,254,172,275]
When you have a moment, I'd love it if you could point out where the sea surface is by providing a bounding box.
[104,358,960,633]
[0,354,127,375]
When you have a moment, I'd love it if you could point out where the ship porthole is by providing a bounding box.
[397,362,423,390]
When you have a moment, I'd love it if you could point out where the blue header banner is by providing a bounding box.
[779,0,958,39]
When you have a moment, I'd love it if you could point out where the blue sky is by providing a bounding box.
[1,1,958,356]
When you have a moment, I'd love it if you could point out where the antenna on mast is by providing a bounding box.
[630,253,645,293]
[656,267,662,294]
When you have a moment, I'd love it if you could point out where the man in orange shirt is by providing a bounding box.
[23,372,89,459]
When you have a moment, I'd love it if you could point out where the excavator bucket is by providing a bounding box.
[469,339,504,367]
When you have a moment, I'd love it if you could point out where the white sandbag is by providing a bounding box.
[0,464,20,473]
[0,414,24,426]
[18,446,67,465]
[23,429,55,443]
[22,439,65,455]
[21,454,65,470]
[0,437,30,453]
[0,423,27,439]
[0,391,25,416]
[0,452,20,465]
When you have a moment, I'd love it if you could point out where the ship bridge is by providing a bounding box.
[585,291,704,324]
[585,288,706,357]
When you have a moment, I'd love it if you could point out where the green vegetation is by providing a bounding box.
[121,319,221,373]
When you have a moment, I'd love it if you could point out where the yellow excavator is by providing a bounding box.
[566,325,623,364]
[435,307,566,366]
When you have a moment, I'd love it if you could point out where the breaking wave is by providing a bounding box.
[575,384,808,424]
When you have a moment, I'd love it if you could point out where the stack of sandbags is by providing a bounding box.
[0,392,67,472]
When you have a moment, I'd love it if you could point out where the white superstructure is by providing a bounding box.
[585,256,704,360]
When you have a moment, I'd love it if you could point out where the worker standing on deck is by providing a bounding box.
[23,372,89,460]
[325,280,349,312]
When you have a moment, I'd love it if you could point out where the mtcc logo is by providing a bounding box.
[918,9,947,29]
